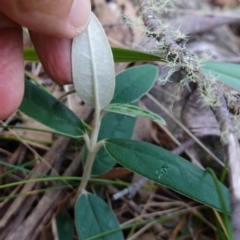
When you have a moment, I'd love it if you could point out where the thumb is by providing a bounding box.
[0,0,91,38]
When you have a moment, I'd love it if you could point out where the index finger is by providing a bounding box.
[0,0,91,38]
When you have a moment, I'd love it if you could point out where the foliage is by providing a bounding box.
[19,11,240,240]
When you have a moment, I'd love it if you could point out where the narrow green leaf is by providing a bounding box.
[202,61,240,80]
[112,47,165,62]
[206,168,233,240]
[75,191,124,240]
[202,68,240,92]
[56,213,74,240]
[111,65,158,104]
[104,139,230,213]
[72,13,115,110]
[23,47,39,62]
[201,61,240,91]
[105,104,166,124]
[19,80,86,138]
[24,47,165,63]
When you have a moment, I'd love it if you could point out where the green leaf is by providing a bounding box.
[112,48,165,63]
[104,139,230,214]
[206,168,233,239]
[24,47,165,63]
[19,80,86,138]
[105,103,165,124]
[23,47,39,62]
[202,61,240,80]
[87,111,137,175]
[111,65,158,104]
[201,61,240,91]
[56,212,74,240]
[75,191,124,240]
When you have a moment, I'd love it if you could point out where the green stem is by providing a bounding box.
[77,109,103,196]
[77,151,96,195]
[90,109,101,151]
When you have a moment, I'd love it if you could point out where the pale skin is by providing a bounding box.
[0,0,91,119]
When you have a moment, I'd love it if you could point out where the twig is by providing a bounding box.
[171,139,194,155]
[113,177,149,200]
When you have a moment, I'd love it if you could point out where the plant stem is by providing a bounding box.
[76,109,102,196]
[90,108,101,151]
[77,151,96,195]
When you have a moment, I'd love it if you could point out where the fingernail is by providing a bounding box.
[69,0,91,33]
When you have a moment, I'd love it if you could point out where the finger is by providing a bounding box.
[30,31,72,85]
[0,13,24,120]
[0,0,91,38]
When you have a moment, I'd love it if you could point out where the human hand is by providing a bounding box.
[0,0,91,119]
